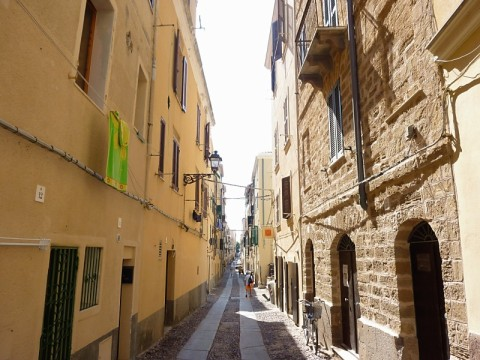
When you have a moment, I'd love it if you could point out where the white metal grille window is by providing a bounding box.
[328,82,343,162]
[80,247,102,310]
[323,0,338,26]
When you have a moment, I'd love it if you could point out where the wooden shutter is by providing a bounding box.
[158,120,166,174]
[282,176,291,218]
[204,123,210,160]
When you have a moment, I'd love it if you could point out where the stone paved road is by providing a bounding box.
[137,270,334,360]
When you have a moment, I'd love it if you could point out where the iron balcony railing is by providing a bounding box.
[295,0,347,88]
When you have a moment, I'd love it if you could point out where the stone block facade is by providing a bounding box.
[295,0,469,358]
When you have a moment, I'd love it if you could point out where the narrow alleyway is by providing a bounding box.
[137,269,334,360]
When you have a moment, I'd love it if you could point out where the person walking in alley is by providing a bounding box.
[245,272,254,297]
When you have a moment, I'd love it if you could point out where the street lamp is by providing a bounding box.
[183,150,223,185]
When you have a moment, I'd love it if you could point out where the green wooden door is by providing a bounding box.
[39,247,78,360]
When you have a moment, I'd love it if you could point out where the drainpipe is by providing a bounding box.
[346,0,368,210]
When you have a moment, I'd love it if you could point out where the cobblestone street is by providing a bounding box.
[137,270,334,360]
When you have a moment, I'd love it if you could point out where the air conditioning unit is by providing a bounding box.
[192,210,202,222]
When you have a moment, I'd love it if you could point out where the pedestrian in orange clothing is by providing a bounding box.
[245,272,254,297]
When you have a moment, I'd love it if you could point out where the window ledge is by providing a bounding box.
[329,152,346,172]
[283,137,292,152]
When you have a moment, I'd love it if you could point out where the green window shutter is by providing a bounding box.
[253,226,259,246]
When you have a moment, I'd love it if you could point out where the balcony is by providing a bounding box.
[296,0,347,88]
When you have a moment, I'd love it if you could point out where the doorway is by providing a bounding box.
[338,235,359,353]
[118,262,134,360]
[164,250,176,326]
[39,247,78,359]
[409,222,448,359]
[304,239,316,301]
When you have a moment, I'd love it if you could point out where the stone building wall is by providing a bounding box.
[295,0,468,358]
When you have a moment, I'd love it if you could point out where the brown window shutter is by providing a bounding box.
[282,176,291,218]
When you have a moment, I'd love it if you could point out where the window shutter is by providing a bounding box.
[272,21,282,61]
[181,57,188,111]
[204,123,210,160]
[282,176,291,218]
[278,0,285,41]
[252,226,258,246]
[328,92,336,159]
[158,120,166,174]
[271,56,276,92]
[173,30,180,92]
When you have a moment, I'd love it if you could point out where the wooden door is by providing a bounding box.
[409,222,448,359]
[338,236,358,352]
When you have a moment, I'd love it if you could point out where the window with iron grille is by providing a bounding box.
[328,82,344,161]
[323,0,338,26]
[80,247,102,310]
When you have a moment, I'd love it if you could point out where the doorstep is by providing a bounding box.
[331,346,359,360]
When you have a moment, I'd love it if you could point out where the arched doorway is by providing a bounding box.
[304,239,315,301]
[409,222,448,359]
[337,235,359,353]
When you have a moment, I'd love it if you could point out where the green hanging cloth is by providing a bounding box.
[104,111,129,191]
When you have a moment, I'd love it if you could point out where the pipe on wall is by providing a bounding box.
[346,0,368,210]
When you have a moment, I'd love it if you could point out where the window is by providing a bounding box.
[302,130,311,188]
[276,193,281,224]
[271,56,277,93]
[181,58,188,111]
[173,30,188,111]
[158,119,166,175]
[283,94,290,144]
[282,176,292,219]
[274,127,279,165]
[204,123,210,161]
[80,247,102,310]
[172,139,180,190]
[195,180,200,211]
[323,0,338,27]
[196,105,201,144]
[277,0,285,43]
[328,82,344,161]
[76,0,114,108]
[298,23,307,67]
[76,0,95,93]
[202,182,208,217]
[134,66,148,140]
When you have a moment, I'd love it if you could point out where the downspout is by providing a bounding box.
[144,0,159,202]
[346,0,368,209]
